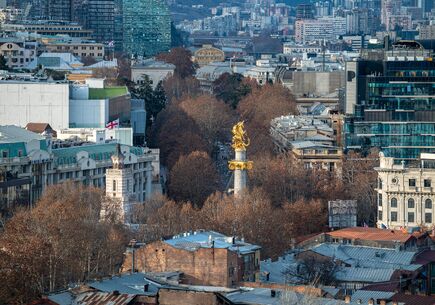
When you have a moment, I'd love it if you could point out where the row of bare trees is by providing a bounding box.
[0,183,129,304]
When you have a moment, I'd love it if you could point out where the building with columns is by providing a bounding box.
[0,125,159,219]
[376,152,435,229]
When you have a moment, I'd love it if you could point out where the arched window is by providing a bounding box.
[425,199,432,209]
[408,198,415,209]
[391,198,397,208]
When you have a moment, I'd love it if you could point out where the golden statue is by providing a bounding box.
[231,121,250,151]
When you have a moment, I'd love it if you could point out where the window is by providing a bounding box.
[112,180,116,191]
[378,210,383,220]
[391,198,397,208]
[409,179,416,187]
[426,213,432,223]
[408,198,415,209]
[425,179,432,187]
[378,194,382,207]
[2,150,8,158]
[408,212,415,223]
[426,199,432,209]
[391,211,398,222]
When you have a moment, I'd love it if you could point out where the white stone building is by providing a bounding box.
[376,152,435,229]
[131,58,175,89]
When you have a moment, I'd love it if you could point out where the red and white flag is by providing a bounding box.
[106,118,119,129]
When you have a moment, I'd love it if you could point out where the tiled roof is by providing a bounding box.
[327,227,413,243]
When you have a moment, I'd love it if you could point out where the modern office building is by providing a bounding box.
[122,0,171,57]
[344,41,435,160]
[87,0,115,43]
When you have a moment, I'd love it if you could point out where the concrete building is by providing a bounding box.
[69,78,130,129]
[376,152,435,229]
[243,59,276,85]
[0,81,70,130]
[194,44,225,67]
[419,24,435,39]
[282,70,345,97]
[0,125,159,212]
[131,58,175,89]
[121,230,261,287]
[270,114,343,174]
[295,19,335,44]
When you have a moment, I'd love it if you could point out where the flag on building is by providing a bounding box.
[106,118,119,129]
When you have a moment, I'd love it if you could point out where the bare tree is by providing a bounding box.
[282,252,338,287]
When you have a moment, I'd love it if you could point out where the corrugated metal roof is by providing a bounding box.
[311,243,420,270]
[88,273,159,296]
[335,267,395,282]
[350,290,395,303]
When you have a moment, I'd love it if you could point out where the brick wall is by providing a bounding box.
[121,241,241,287]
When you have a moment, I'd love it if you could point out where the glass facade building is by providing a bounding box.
[87,0,115,43]
[122,0,171,57]
[345,57,435,160]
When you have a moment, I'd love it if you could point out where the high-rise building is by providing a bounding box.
[48,0,72,21]
[344,40,435,160]
[87,0,115,43]
[122,0,171,57]
[296,3,315,20]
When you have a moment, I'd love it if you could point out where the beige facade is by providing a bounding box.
[376,153,435,229]
[0,41,37,68]
[44,42,105,59]
[194,45,225,67]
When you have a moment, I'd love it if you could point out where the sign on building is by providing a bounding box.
[328,200,357,229]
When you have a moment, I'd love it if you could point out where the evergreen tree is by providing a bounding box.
[151,81,167,117]
[0,55,8,71]
[134,76,167,126]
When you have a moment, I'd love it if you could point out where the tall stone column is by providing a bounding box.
[229,122,253,197]
[234,150,247,196]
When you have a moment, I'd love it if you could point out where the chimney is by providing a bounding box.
[344,295,351,304]
[232,236,236,244]
[144,284,149,292]
[271,290,276,297]
[368,298,374,305]
[113,290,120,295]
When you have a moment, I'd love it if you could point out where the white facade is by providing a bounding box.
[69,99,108,128]
[376,153,435,229]
[295,19,335,44]
[56,127,133,146]
[0,82,70,129]
[131,59,175,89]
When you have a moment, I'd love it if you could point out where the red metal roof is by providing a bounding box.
[327,227,413,243]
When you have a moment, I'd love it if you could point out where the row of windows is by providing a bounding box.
[386,198,433,209]
[381,210,433,223]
